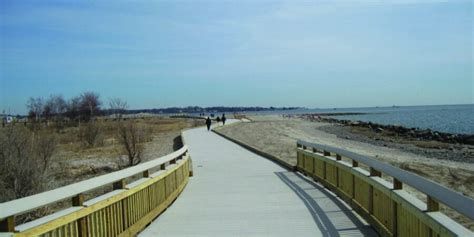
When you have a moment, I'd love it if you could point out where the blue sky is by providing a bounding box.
[0,0,472,114]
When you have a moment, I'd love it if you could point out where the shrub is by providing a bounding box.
[0,127,57,202]
[78,122,102,148]
[116,121,145,166]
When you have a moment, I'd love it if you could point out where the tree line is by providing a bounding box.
[26,91,104,123]
[122,106,301,115]
[22,92,130,128]
[24,93,301,122]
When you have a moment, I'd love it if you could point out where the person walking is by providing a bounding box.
[222,113,226,125]
[205,117,212,131]
[216,116,221,125]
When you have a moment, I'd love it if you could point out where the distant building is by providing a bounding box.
[2,115,14,124]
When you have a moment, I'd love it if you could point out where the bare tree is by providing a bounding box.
[80,92,102,121]
[44,95,67,131]
[117,121,144,166]
[26,97,44,122]
[109,98,128,120]
[44,95,67,117]
[42,102,53,121]
[65,96,81,122]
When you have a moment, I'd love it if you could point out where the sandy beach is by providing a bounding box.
[215,115,474,230]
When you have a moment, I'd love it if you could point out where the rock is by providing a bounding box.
[375,127,384,133]
[345,136,351,139]
[463,135,474,145]
[396,126,409,134]
[417,129,432,138]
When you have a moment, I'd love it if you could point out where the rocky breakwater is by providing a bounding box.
[297,113,474,145]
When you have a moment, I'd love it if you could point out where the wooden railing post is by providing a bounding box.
[113,179,126,190]
[392,179,403,237]
[178,152,186,160]
[323,162,327,180]
[335,154,341,187]
[72,194,85,206]
[351,159,358,199]
[370,167,381,177]
[302,153,306,174]
[114,179,128,231]
[427,196,441,237]
[0,216,15,232]
[323,150,330,182]
[189,159,194,177]
[296,151,300,168]
[427,196,439,212]
[352,160,359,167]
[393,178,403,190]
[369,168,381,215]
[72,194,86,237]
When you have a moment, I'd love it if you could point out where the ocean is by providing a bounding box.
[242,104,474,135]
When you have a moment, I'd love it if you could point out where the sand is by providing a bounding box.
[215,115,474,230]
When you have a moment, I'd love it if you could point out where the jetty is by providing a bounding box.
[0,120,473,236]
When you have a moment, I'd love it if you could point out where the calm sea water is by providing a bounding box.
[242,104,474,135]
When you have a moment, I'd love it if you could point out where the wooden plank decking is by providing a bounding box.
[139,123,377,236]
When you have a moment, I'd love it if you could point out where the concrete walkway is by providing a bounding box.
[139,123,377,237]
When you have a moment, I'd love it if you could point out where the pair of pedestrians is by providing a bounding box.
[206,114,226,131]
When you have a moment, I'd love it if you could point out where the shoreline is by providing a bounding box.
[291,113,474,145]
[291,113,474,163]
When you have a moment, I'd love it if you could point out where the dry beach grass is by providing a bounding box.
[0,116,203,223]
[47,117,203,188]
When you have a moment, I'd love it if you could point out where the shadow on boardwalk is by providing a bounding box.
[275,171,378,237]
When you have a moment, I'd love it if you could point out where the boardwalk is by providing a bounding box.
[139,123,377,236]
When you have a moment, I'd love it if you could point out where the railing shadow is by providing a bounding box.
[275,171,378,237]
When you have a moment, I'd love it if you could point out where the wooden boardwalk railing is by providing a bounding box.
[0,145,191,237]
[297,140,473,237]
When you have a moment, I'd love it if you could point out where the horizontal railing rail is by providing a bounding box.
[297,140,474,221]
[0,144,191,236]
[296,140,473,236]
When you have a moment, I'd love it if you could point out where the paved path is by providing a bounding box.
[139,122,377,236]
